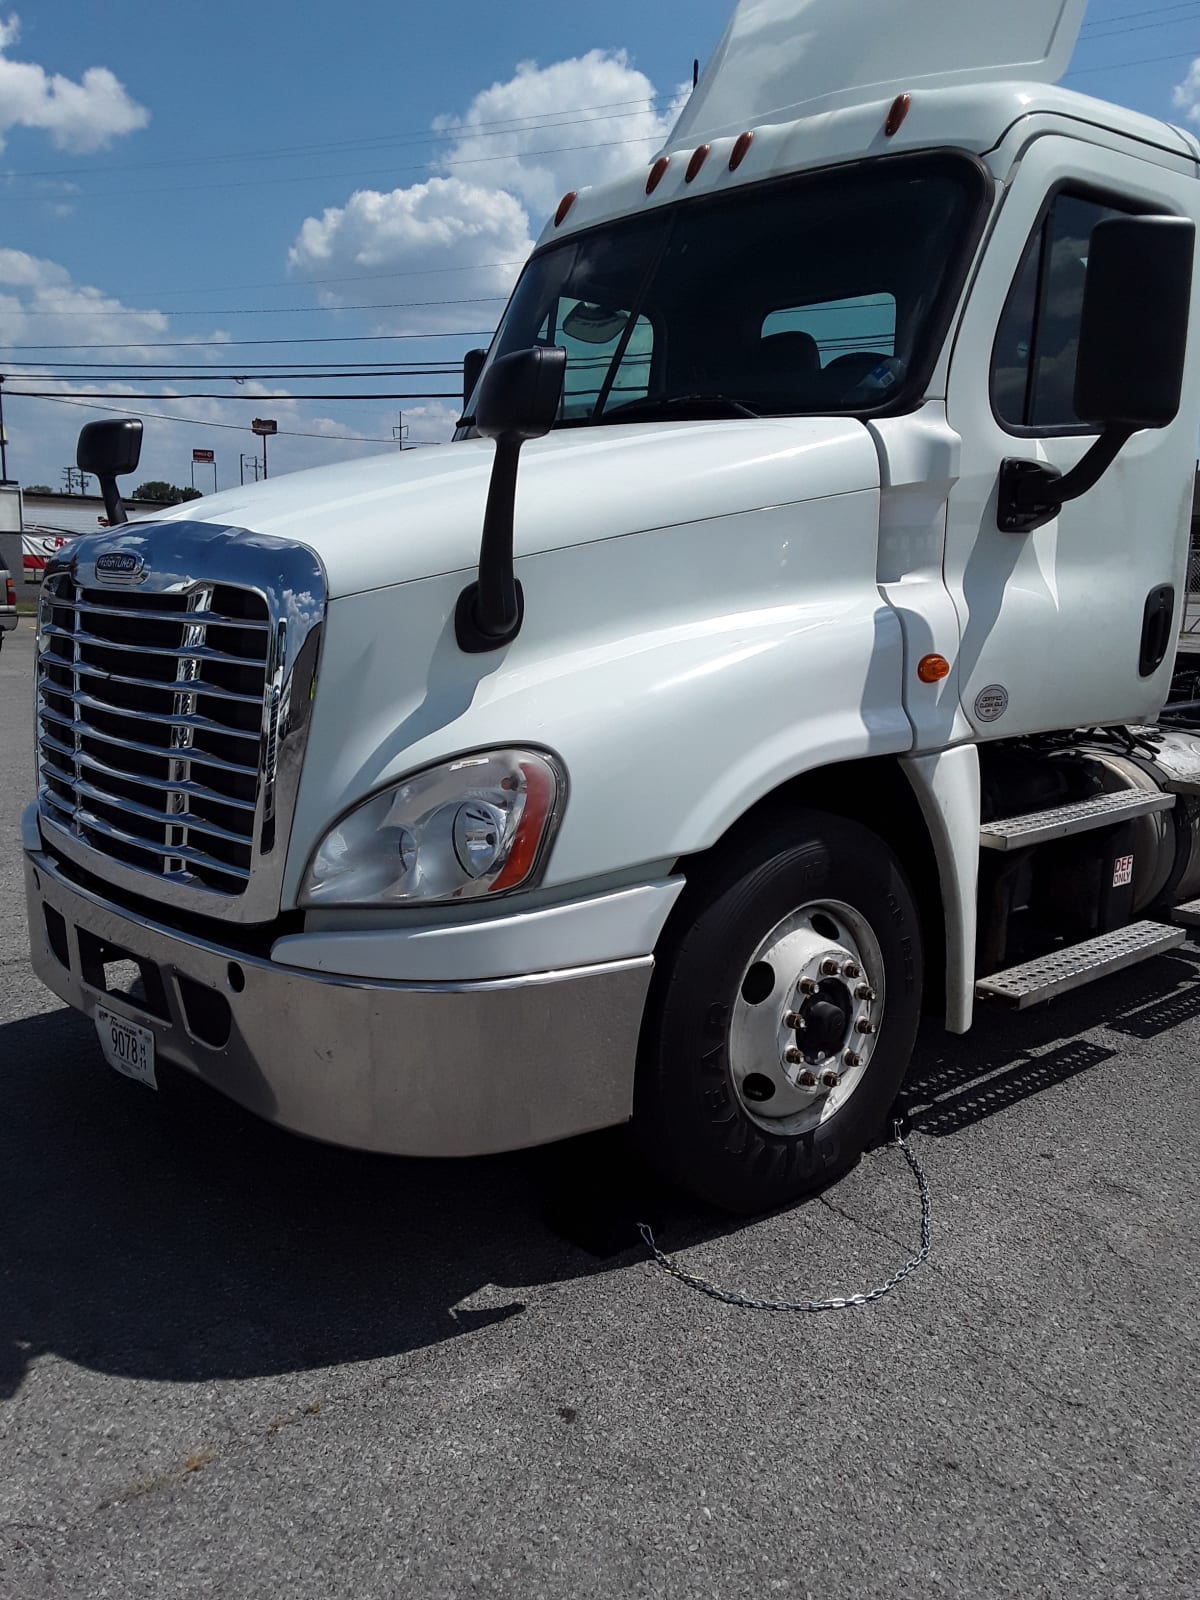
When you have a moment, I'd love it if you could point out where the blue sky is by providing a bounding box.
[2,0,1199,493]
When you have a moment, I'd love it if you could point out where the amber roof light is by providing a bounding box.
[646,156,670,195]
[729,131,754,171]
[554,191,577,227]
[884,93,912,137]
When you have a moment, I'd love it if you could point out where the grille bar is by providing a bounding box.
[37,706,260,778]
[39,684,263,741]
[36,570,270,895]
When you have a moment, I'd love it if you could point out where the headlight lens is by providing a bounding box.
[301,748,564,907]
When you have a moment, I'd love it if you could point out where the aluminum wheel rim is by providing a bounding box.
[728,898,886,1136]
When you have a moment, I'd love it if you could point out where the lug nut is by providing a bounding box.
[855,1017,876,1035]
[798,977,818,994]
[842,960,861,979]
[820,1069,840,1088]
[784,1011,805,1030]
[843,1050,861,1068]
[784,1047,804,1064]
[797,1069,819,1088]
[855,984,876,1001]
[820,958,841,976]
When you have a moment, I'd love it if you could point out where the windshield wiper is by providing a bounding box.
[599,393,759,423]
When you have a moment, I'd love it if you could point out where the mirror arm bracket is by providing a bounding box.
[997,424,1134,533]
[98,476,128,527]
[455,434,525,652]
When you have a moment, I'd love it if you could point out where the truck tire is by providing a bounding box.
[634,811,923,1213]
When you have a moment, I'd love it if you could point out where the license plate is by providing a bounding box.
[95,1006,157,1090]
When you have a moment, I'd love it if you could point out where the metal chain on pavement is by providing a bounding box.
[636,1122,931,1313]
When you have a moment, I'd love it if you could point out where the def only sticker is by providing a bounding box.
[1113,854,1135,888]
[974,683,1009,723]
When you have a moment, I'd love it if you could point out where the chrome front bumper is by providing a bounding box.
[23,843,653,1157]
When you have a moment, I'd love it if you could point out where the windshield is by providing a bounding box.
[465,152,987,428]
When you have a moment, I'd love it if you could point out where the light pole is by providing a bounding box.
[0,375,8,482]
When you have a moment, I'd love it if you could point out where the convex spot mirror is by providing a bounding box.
[1075,214,1195,430]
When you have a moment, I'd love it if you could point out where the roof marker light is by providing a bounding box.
[884,93,912,137]
[646,156,670,195]
[554,191,577,227]
[729,131,754,171]
[685,144,710,183]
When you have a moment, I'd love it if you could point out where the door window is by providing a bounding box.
[992,191,1133,431]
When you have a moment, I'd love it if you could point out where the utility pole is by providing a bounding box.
[393,412,409,449]
[0,374,8,482]
[239,453,263,486]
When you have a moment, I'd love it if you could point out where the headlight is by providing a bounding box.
[300,748,565,908]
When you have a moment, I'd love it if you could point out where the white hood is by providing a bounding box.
[670,0,1087,146]
[146,418,875,599]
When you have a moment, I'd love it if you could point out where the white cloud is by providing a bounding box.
[1173,59,1200,124]
[0,14,149,153]
[0,251,412,490]
[287,51,688,335]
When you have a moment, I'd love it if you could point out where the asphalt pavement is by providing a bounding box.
[1,617,1197,1599]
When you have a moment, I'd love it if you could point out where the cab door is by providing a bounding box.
[942,134,1200,740]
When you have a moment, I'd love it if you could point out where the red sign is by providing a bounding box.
[192,448,215,464]
[251,418,278,436]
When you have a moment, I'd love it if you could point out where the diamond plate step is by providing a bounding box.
[979,789,1174,851]
[1170,897,1200,927]
[976,921,1184,1008]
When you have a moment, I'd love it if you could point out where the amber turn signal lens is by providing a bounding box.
[917,654,950,683]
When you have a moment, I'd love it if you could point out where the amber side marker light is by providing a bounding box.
[685,144,710,183]
[554,191,577,227]
[646,156,670,194]
[729,131,754,170]
[917,654,951,684]
[885,93,912,137]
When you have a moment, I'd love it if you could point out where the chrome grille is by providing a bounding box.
[37,571,272,895]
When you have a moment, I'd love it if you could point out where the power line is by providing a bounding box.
[8,391,449,443]
[5,388,460,400]
[1081,2,1200,32]
[77,259,528,301]
[0,97,663,182]
[7,369,463,380]
[0,330,495,351]
[18,293,506,318]
[2,133,658,207]
[1063,46,1200,73]
[1078,10,1200,42]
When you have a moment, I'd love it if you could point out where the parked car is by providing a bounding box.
[22,524,76,580]
[0,557,16,651]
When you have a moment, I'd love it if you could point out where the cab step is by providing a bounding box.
[976,920,1184,1008]
[1170,897,1200,926]
[979,789,1174,851]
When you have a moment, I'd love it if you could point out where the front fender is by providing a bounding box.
[285,487,910,903]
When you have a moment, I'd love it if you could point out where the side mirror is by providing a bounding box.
[475,345,565,442]
[999,213,1195,533]
[76,417,143,527]
[455,346,566,653]
[1075,214,1194,429]
[462,347,487,414]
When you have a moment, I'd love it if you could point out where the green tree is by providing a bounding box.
[132,481,203,505]
[24,484,54,494]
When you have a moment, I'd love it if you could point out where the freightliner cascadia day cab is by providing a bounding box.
[23,0,1200,1211]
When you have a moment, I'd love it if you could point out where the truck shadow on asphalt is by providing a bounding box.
[3,942,1199,1397]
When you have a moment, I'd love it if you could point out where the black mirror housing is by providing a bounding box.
[76,417,143,527]
[77,417,143,479]
[475,346,566,442]
[462,348,487,413]
[1075,214,1194,429]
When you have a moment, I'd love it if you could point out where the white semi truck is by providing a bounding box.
[22,0,1200,1211]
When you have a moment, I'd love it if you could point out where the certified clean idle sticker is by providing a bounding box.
[1113,854,1134,888]
[974,684,1009,723]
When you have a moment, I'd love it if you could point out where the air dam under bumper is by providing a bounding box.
[23,846,654,1157]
